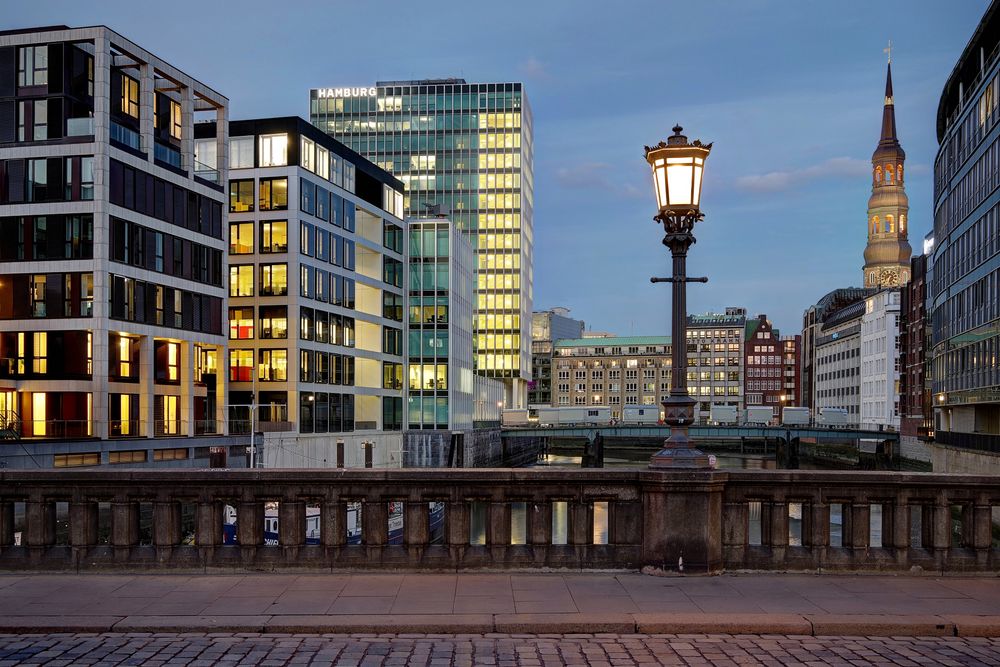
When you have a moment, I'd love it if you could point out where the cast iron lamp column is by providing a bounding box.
[645,125,713,469]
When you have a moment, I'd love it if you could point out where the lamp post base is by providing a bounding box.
[649,394,713,469]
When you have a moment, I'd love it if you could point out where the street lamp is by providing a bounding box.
[646,125,713,469]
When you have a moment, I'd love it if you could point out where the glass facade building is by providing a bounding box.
[930,2,1000,455]
[309,79,533,406]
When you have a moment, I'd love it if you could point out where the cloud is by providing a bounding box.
[735,156,870,193]
[554,162,644,199]
[519,57,549,80]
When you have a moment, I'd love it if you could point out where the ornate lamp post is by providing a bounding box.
[645,125,713,469]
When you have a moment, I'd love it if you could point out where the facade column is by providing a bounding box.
[139,61,155,159]
[179,83,194,173]
[139,335,155,438]
[180,341,195,437]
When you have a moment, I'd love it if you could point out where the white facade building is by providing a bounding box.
[814,300,865,423]
[861,290,902,430]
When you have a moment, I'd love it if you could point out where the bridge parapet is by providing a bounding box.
[0,470,996,573]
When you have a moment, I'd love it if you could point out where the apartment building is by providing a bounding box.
[0,25,229,468]
[861,289,902,430]
[198,117,407,468]
[813,300,865,422]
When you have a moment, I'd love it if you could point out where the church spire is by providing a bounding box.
[880,61,897,145]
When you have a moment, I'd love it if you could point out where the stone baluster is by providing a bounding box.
[363,499,388,549]
[892,494,910,567]
[851,501,870,564]
[722,499,747,566]
[237,500,263,547]
[321,500,346,548]
[0,501,13,547]
[973,501,992,569]
[111,501,139,556]
[447,499,469,567]
[279,501,305,547]
[195,501,221,547]
[25,498,55,548]
[69,501,98,547]
[153,501,181,547]
[810,502,829,568]
[932,496,951,570]
[488,501,510,561]
[404,500,429,547]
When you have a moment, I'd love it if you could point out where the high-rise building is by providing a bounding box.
[929,0,1000,468]
[0,25,229,468]
[198,116,408,468]
[863,59,912,288]
[860,290,902,430]
[529,308,584,407]
[309,80,533,407]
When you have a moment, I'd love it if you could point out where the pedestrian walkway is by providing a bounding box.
[1,572,999,637]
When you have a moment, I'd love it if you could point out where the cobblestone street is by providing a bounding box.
[1,633,999,667]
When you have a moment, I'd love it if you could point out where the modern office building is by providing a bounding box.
[404,215,475,464]
[686,308,746,421]
[0,25,231,468]
[860,290,902,430]
[863,60,913,288]
[801,288,874,410]
[529,307,584,407]
[780,334,803,409]
[929,0,1000,469]
[310,79,534,407]
[197,116,407,468]
[813,300,865,422]
[743,315,783,412]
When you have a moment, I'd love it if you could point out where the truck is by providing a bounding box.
[744,406,774,426]
[622,405,661,424]
[709,404,738,425]
[501,409,530,427]
[535,406,611,427]
[780,406,811,426]
[817,408,850,428]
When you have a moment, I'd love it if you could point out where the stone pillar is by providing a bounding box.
[153,501,181,546]
[810,502,829,568]
[404,501,429,547]
[489,501,511,561]
[25,500,54,547]
[195,501,220,547]
[851,503,870,564]
[362,501,387,546]
[237,501,263,547]
[447,500,469,566]
[932,497,950,570]
[321,501,346,547]
[641,473,724,573]
[69,502,98,547]
[569,500,589,546]
[722,499,747,568]
[280,501,305,547]
[770,498,788,566]
[973,503,991,569]
[0,501,13,546]
[892,495,910,567]
[111,501,138,548]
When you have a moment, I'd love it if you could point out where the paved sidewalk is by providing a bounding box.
[1,572,999,636]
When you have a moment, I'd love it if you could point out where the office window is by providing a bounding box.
[229,349,253,382]
[316,146,329,179]
[259,349,288,381]
[261,220,287,253]
[17,45,48,87]
[230,136,254,168]
[229,222,253,254]
[32,332,47,374]
[230,265,253,297]
[260,263,287,296]
[260,305,287,339]
[301,137,315,172]
[230,179,254,212]
[169,100,182,140]
[259,134,288,167]
[120,73,139,118]
[229,306,254,340]
[259,178,288,210]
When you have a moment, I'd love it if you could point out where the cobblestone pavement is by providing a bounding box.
[1,633,999,666]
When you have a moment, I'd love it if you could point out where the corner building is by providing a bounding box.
[0,26,228,464]
[310,80,533,407]
[197,117,407,468]
[929,1,1000,466]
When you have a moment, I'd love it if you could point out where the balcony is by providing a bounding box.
[66,117,94,137]
[154,142,183,171]
[110,121,141,152]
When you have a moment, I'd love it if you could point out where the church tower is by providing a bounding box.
[863,54,912,288]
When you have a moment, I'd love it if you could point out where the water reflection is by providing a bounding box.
[538,452,781,470]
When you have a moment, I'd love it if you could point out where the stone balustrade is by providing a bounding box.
[0,469,997,573]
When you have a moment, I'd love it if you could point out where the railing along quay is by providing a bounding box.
[0,469,997,573]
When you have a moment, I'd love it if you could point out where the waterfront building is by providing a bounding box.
[0,25,230,467]
[529,307,584,407]
[900,247,932,462]
[199,116,407,468]
[780,334,803,409]
[550,307,746,421]
[801,288,874,411]
[813,300,865,422]
[864,59,913,288]
[309,79,534,407]
[929,1,1000,468]
[860,290,902,430]
[743,315,783,411]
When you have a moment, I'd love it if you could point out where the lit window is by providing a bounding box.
[230,265,254,297]
[120,73,139,118]
[229,222,254,254]
[169,100,182,140]
[260,263,287,296]
[229,307,254,340]
[259,178,288,210]
[229,179,254,213]
[167,343,179,382]
[261,220,288,253]
[32,332,47,374]
[301,137,315,172]
[259,133,288,167]
[230,136,254,168]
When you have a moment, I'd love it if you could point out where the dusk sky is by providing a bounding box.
[8,1,991,335]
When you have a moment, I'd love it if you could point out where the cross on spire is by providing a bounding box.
[884,39,892,64]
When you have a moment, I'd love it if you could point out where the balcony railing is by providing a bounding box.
[1,470,998,572]
[66,117,94,137]
[110,121,141,152]
[154,142,182,170]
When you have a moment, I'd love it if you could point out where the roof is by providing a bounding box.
[821,299,868,331]
[555,336,671,348]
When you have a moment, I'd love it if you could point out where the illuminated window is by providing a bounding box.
[229,221,254,254]
[316,145,329,179]
[109,449,146,464]
[229,349,253,382]
[260,306,287,339]
[259,178,288,210]
[261,220,287,253]
[120,73,139,118]
[158,395,179,435]
[32,392,46,436]
[230,136,254,168]
[260,263,287,296]
[301,137,315,172]
[229,179,254,212]
[229,306,254,339]
[31,332,47,374]
[259,349,288,381]
[54,453,100,468]
[166,342,179,381]
[259,134,288,167]
[230,265,254,297]
[153,447,188,461]
[169,100,182,140]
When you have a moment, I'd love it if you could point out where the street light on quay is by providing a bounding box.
[645,125,713,469]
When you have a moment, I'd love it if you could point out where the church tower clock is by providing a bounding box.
[863,48,912,289]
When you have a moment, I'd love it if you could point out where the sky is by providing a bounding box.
[7,0,991,335]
